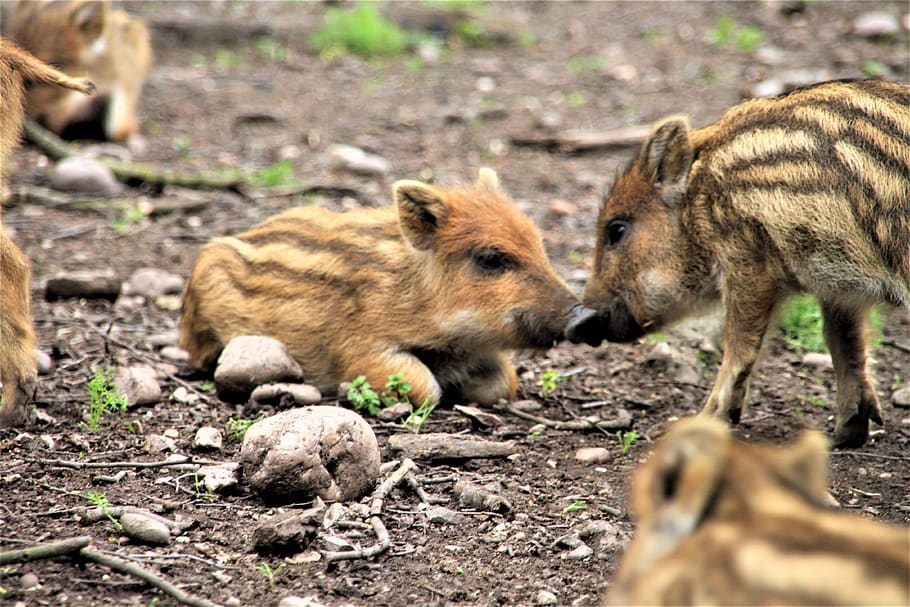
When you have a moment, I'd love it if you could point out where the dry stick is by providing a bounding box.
[0,536,90,565]
[79,547,223,607]
[510,124,651,153]
[50,455,223,470]
[322,458,416,563]
[499,401,633,432]
[23,119,244,192]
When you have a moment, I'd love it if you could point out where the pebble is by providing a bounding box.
[35,349,54,375]
[159,346,190,363]
[536,590,559,605]
[225,598,242,607]
[44,270,121,301]
[49,156,122,196]
[327,144,391,176]
[214,336,304,401]
[279,598,330,607]
[800,352,833,370]
[890,387,910,408]
[575,447,610,464]
[563,543,594,561]
[171,386,199,405]
[194,426,223,450]
[124,268,185,298]
[115,365,162,407]
[852,11,900,38]
[425,506,467,525]
[250,382,323,407]
[20,572,40,590]
[120,511,171,545]
[163,428,180,439]
[146,434,176,453]
[376,401,411,422]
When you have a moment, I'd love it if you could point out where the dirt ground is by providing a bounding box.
[1,2,908,606]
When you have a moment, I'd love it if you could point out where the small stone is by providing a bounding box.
[475,76,496,93]
[154,295,182,311]
[35,349,54,375]
[171,386,199,405]
[376,401,411,422]
[511,400,543,412]
[20,572,40,590]
[251,382,323,407]
[548,199,578,217]
[198,463,240,493]
[44,270,121,301]
[606,64,637,82]
[50,156,122,196]
[124,268,185,298]
[114,365,162,407]
[147,331,180,347]
[852,11,900,38]
[194,427,223,450]
[279,598,330,607]
[890,387,910,408]
[576,520,617,539]
[801,352,833,370]
[537,111,563,131]
[225,598,242,607]
[120,511,171,545]
[575,447,610,464]
[159,346,190,363]
[536,590,559,606]
[425,506,467,525]
[146,434,176,453]
[163,428,179,439]
[564,543,594,561]
[214,336,304,401]
[555,534,583,549]
[751,79,785,98]
[328,144,391,176]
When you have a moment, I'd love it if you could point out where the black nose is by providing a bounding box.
[566,304,608,346]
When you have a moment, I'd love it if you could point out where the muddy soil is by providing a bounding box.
[1,2,908,606]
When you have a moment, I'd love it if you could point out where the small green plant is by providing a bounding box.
[568,55,603,75]
[644,331,669,345]
[255,36,286,63]
[800,394,829,408]
[249,159,300,188]
[226,416,260,441]
[617,430,641,454]
[255,562,285,584]
[862,59,887,78]
[640,26,665,42]
[347,375,384,415]
[85,370,128,431]
[563,498,588,513]
[566,91,587,109]
[539,370,568,398]
[779,294,826,352]
[708,15,763,52]
[310,3,408,57]
[172,134,192,155]
[87,491,123,531]
[215,48,244,69]
[383,372,412,406]
[403,397,438,433]
[112,204,146,234]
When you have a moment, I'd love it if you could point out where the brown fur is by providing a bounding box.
[180,169,582,405]
[568,80,910,447]
[10,0,151,142]
[606,416,910,606]
[0,37,93,426]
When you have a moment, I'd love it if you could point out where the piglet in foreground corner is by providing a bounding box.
[568,80,910,447]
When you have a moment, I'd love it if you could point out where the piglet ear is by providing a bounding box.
[71,0,107,42]
[777,430,831,506]
[476,167,501,191]
[394,180,448,251]
[639,115,693,199]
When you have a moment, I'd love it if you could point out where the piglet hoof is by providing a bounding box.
[833,414,869,449]
[727,407,742,425]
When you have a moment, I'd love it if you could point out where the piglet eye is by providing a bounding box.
[606,220,629,247]
[473,248,515,274]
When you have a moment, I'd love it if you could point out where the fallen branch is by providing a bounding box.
[79,547,223,607]
[387,433,516,461]
[881,338,910,354]
[0,536,90,565]
[498,402,633,432]
[510,124,650,153]
[50,454,224,470]
[24,119,244,192]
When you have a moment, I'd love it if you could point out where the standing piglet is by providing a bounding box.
[10,0,151,143]
[180,169,584,406]
[568,80,910,447]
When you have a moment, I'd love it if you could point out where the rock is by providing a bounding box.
[575,447,610,464]
[163,428,180,439]
[120,511,171,545]
[240,406,380,504]
[475,76,496,93]
[645,342,702,385]
[44,270,121,301]
[147,330,180,347]
[536,590,559,606]
[159,346,191,363]
[124,268,185,298]
[171,386,199,405]
[455,480,513,514]
[49,156,122,196]
[146,434,176,454]
[852,11,900,38]
[214,336,304,401]
[891,387,910,408]
[548,199,579,217]
[376,401,411,422]
[20,572,40,590]
[425,506,467,525]
[35,349,54,375]
[563,543,594,561]
[751,78,785,98]
[576,520,617,540]
[279,597,331,607]
[114,365,161,407]
[800,351,833,370]
[328,144,391,176]
[194,426,223,450]
[197,463,239,493]
[251,382,323,407]
[252,509,321,555]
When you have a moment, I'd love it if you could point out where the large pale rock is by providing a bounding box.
[114,365,162,407]
[214,336,304,401]
[120,511,171,545]
[50,156,122,196]
[241,406,380,504]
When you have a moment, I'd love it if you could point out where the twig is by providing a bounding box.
[510,124,650,153]
[49,455,224,470]
[79,547,223,607]
[0,536,90,565]
[24,119,244,192]
[830,451,910,462]
[881,338,910,354]
[498,402,633,432]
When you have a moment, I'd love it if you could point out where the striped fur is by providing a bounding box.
[606,416,910,606]
[568,80,910,447]
[1,38,93,427]
[10,0,151,142]
[180,169,580,405]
